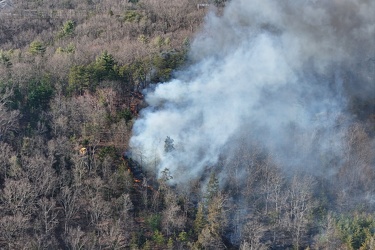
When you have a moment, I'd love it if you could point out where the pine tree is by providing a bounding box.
[143,240,151,250]
[164,136,175,153]
[205,172,219,204]
[194,203,205,236]
[167,237,174,250]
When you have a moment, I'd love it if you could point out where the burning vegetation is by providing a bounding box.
[0,0,374,249]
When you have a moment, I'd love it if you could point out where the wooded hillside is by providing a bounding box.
[0,0,375,249]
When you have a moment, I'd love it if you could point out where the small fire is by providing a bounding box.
[134,179,142,183]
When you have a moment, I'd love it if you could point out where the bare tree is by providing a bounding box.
[58,185,81,234]
[162,191,186,236]
[336,123,374,209]
[0,88,19,140]
[241,217,268,250]
[1,178,36,215]
[83,177,111,227]
[21,154,58,197]
[71,153,89,187]
[37,197,59,235]
[49,89,71,137]
[65,226,88,250]
[97,219,130,249]
[0,213,31,249]
[283,174,316,249]
[312,212,342,249]
[0,141,15,180]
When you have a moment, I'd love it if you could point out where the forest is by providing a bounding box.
[0,0,375,249]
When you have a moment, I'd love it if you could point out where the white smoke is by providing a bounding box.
[130,0,375,183]
[0,0,12,9]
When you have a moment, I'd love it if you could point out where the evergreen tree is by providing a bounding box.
[94,51,118,81]
[194,203,205,235]
[205,172,219,204]
[58,20,75,38]
[29,41,46,55]
[164,136,175,153]
[167,237,174,250]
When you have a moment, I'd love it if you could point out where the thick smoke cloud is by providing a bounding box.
[130,0,375,183]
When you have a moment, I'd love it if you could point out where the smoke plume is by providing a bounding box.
[130,0,375,183]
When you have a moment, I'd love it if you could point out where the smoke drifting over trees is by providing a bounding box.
[130,0,375,183]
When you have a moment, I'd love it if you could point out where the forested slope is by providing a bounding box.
[0,0,375,249]
[0,0,207,248]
